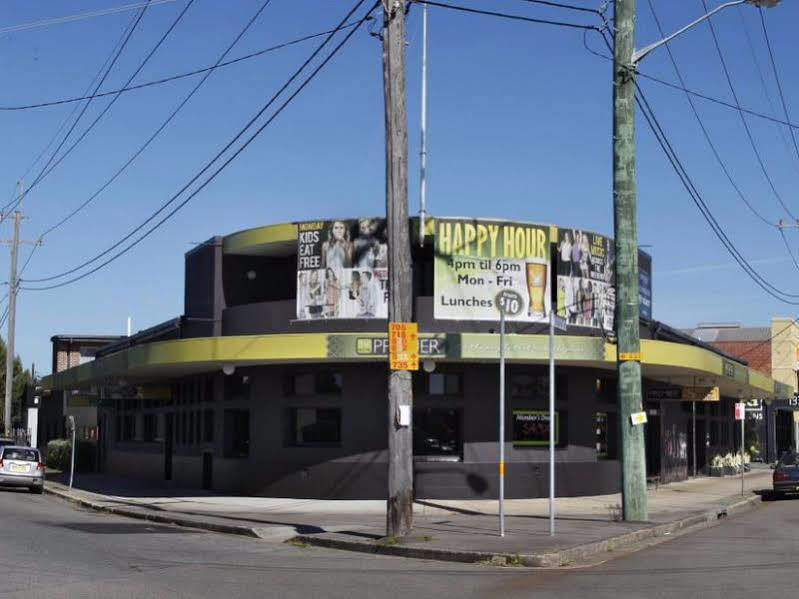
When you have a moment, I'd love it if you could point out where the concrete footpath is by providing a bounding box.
[43,468,773,567]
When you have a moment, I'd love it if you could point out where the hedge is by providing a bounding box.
[45,439,96,473]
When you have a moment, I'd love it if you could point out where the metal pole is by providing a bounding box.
[3,211,21,438]
[418,0,428,247]
[692,401,696,477]
[740,412,745,496]
[69,415,76,489]
[498,309,505,537]
[613,0,648,521]
[549,307,555,536]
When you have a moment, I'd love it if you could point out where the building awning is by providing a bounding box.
[42,332,789,400]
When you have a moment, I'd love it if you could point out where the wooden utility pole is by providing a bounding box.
[2,211,21,437]
[612,0,648,521]
[383,0,413,537]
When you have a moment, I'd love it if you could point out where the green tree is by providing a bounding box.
[0,336,32,432]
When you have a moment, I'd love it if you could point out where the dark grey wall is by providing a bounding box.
[103,363,622,499]
[184,237,225,337]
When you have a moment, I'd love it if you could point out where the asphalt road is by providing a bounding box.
[1,487,798,598]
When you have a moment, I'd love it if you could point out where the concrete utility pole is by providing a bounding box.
[3,211,21,437]
[382,0,413,537]
[612,0,648,521]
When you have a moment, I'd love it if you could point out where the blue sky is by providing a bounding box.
[1,0,799,374]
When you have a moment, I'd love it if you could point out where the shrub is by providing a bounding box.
[45,439,97,473]
[46,439,71,471]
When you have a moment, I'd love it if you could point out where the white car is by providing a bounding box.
[0,446,44,494]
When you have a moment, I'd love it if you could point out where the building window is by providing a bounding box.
[224,409,250,457]
[427,373,461,396]
[196,410,202,444]
[596,412,608,458]
[224,374,251,401]
[204,377,215,403]
[284,372,343,396]
[122,415,135,441]
[413,407,461,457]
[143,414,156,442]
[188,412,195,445]
[285,408,342,446]
[512,410,568,448]
[204,409,214,443]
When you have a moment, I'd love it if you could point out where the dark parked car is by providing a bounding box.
[772,451,799,496]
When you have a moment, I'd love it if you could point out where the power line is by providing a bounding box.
[733,316,798,360]
[0,0,178,35]
[8,11,143,205]
[33,0,276,243]
[21,0,379,290]
[2,2,152,217]
[699,0,796,221]
[736,6,799,177]
[4,0,195,216]
[635,84,799,304]
[758,6,799,166]
[582,28,799,132]
[779,228,799,275]
[0,20,370,112]
[645,0,776,228]
[515,0,603,14]
[410,0,601,30]
[593,28,799,302]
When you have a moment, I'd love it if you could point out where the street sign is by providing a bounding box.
[630,411,648,426]
[682,386,720,402]
[389,322,419,371]
[553,314,568,332]
[734,402,745,421]
[619,352,641,362]
[495,289,524,317]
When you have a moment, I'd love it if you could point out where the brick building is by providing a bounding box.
[39,335,123,450]
[684,319,799,462]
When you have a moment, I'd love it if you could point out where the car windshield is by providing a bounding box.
[780,452,798,466]
[2,449,39,462]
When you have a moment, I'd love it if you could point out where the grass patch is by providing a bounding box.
[285,537,309,548]
[377,536,401,546]
[421,535,433,542]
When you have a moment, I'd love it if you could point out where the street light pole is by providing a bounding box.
[613,0,648,522]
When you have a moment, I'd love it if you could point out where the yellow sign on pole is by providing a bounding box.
[681,386,720,402]
[389,322,419,371]
[619,352,641,362]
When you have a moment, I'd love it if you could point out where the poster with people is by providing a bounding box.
[433,217,551,322]
[555,228,615,331]
[296,218,388,320]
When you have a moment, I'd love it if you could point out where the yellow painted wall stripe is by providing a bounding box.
[223,222,298,254]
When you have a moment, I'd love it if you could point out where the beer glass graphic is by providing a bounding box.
[525,262,547,318]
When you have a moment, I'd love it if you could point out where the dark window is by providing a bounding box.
[284,372,343,396]
[1,448,39,462]
[224,409,250,457]
[115,415,121,442]
[225,374,251,401]
[285,408,342,446]
[196,410,202,443]
[188,412,195,445]
[204,409,214,443]
[427,373,461,396]
[143,415,156,442]
[122,415,135,441]
[413,408,461,457]
[204,377,214,403]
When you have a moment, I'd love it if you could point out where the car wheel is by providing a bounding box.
[29,486,42,495]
